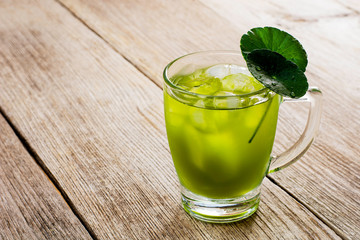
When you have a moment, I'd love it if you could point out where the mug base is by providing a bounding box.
[181,188,260,223]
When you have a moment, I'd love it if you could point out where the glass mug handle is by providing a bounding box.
[268,87,323,173]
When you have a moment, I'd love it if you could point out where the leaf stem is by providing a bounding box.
[248,97,273,143]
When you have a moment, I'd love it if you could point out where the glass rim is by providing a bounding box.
[163,50,269,99]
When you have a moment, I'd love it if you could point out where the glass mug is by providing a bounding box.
[163,51,322,223]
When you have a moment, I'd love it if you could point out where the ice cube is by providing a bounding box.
[195,99,206,108]
[222,73,248,92]
[174,68,207,88]
[189,77,221,95]
[193,97,215,109]
[190,109,217,132]
[228,64,251,75]
[206,64,231,79]
[213,93,240,109]
[222,73,263,93]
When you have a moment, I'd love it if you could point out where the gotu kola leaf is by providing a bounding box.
[240,26,310,142]
[241,26,308,72]
[246,49,308,98]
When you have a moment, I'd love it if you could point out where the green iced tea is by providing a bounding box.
[164,64,281,199]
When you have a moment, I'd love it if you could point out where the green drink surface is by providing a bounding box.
[164,64,281,199]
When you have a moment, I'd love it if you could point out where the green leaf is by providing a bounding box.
[240,26,308,72]
[246,49,308,98]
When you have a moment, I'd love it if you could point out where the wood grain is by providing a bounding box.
[0,115,92,240]
[57,0,242,87]
[0,0,341,239]
[57,0,360,238]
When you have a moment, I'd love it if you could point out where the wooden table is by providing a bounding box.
[1,0,359,239]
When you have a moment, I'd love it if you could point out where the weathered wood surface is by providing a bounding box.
[57,0,360,238]
[0,115,92,239]
[0,0,345,239]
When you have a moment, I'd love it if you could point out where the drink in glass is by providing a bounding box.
[163,51,322,222]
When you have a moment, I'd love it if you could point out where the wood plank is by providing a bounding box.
[57,0,360,238]
[0,115,92,240]
[57,0,242,86]
[0,0,340,239]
